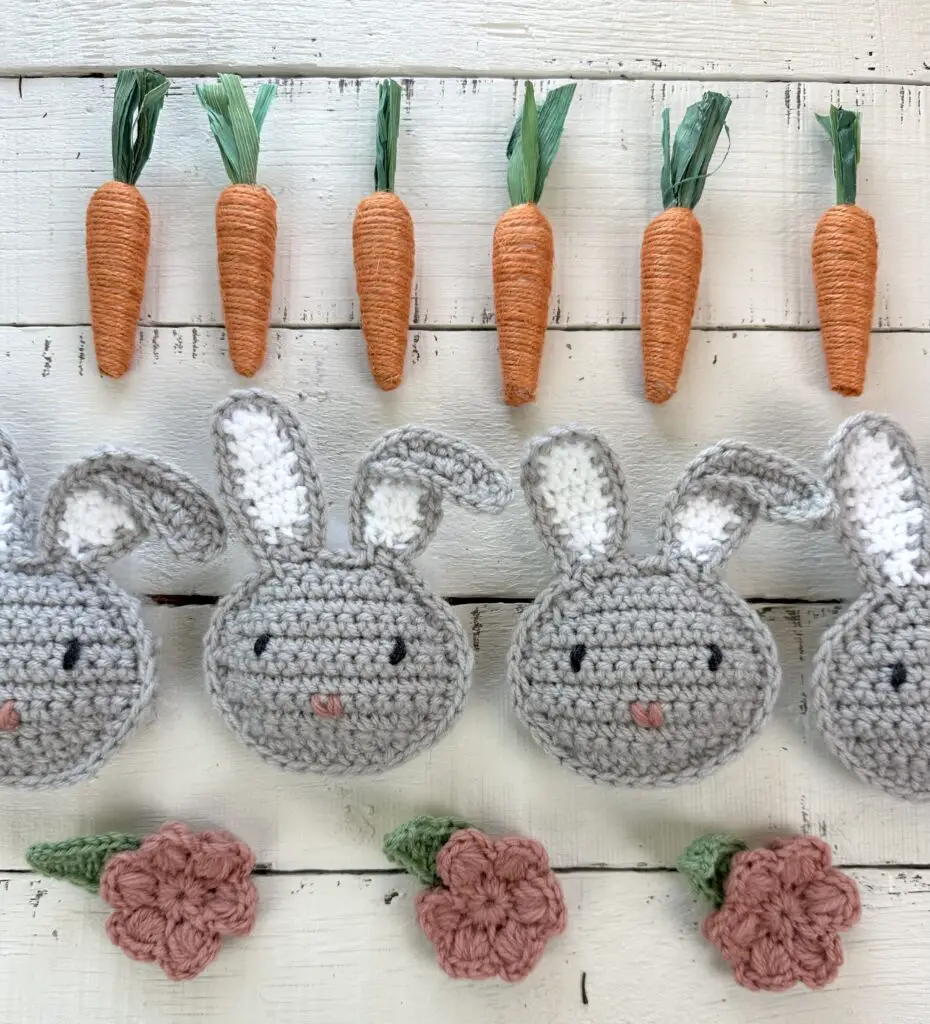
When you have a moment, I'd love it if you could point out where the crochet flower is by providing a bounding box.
[702,836,860,992]
[99,822,258,981]
[415,828,567,982]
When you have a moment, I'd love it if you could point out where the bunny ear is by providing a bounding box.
[348,427,512,560]
[0,429,31,562]
[826,413,930,587]
[657,442,833,571]
[213,390,327,563]
[522,428,628,571]
[37,452,226,570]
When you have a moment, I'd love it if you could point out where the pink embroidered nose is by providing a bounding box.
[630,701,664,729]
[310,694,344,719]
[0,700,20,731]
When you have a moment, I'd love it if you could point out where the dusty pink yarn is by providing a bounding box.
[100,822,258,981]
[415,828,566,982]
[703,836,860,992]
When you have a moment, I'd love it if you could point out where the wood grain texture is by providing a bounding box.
[4,0,928,81]
[2,868,925,1023]
[3,603,928,873]
[4,77,930,331]
[5,325,930,600]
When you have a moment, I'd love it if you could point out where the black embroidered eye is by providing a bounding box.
[707,643,723,672]
[254,633,272,657]
[891,661,907,690]
[389,637,407,665]
[570,643,586,673]
[62,638,81,671]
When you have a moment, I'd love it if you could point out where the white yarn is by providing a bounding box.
[222,406,310,546]
[363,479,423,551]
[673,494,741,562]
[59,489,136,559]
[535,440,613,559]
[841,429,926,585]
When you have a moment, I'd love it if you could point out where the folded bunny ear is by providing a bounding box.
[826,413,930,587]
[213,390,327,563]
[348,427,512,560]
[657,442,833,572]
[522,428,628,571]
[38,452,226,571]
[0,428,31,563]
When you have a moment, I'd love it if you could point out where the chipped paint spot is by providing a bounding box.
[471,607,482,652]
[41,337,52,377]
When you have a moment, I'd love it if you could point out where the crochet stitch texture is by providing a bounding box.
[509,427,834,786]
[204,390,513,774]
[0,431,225,788]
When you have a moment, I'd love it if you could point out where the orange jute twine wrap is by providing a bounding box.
[353,191,415,391]
[812,204,877,397]
[216,184,277,378]
[86,181,151,379]
[640,206,703,405]
[493,203,554,407]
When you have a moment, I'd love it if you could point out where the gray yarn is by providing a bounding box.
[813,413,930,800]
[510,427,834,787]
[204,390,513,775]
[0,432,225,789]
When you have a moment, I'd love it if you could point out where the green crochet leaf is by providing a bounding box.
[676,833,748,909]
[383,815,472,886]
[660,91,731,210]
[26,833,142,893]
[816,105,861,206]
[507,82,576,205]
[111,68,170,186]
[374,79,402,193]
[196,74,276,185]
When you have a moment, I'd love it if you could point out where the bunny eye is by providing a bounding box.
[707,643,723,672]
[570,644,586,673]
[62,639,81,671]
[389,637,407,665]
[254,633,272,657]
[890,661,907,690]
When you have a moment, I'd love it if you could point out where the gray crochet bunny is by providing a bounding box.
[0,430,225,788]
[204,390,513,774]
[510,427,833,787]
[814,413,930,800]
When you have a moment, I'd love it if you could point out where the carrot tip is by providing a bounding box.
[504,385,536,407]
[374,373,403,392]
[831,381,864,398]
[644,379,676,404]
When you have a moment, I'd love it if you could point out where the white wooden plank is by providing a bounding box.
[2,867,925,1023]
[2,602,928,872]
[4,0,927,82]
[3,77,930,331]
[2,325,928,600]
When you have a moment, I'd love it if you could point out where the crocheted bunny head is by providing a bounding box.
[205,391,512,775]
[0,433,225,788]
[510,429,833,787]
[813,414,930,800]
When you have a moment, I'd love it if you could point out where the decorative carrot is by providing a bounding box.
[352,79,415,391]
[493,81,576,407]
[812,106,876,397]
[86,69,170,378]
[197,75,277,377]
[641,91,731,404]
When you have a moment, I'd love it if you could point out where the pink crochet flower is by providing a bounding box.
[703,836,860,992]
[99,822,258,981]
[416,828,566,982]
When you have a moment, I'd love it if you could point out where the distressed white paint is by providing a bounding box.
[2,602,930,872]
[2,868,926,1023]
[5,78,930,332]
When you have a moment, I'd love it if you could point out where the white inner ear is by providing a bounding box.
[363,478,424,551]
[840,428,926,585]
[59,489,136,559]
[673,494,741,562]
[0,469,20,557]
[222,406,311,547]
[535,440,615,560]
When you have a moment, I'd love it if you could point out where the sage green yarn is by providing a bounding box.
[26,833,142,893]
[676,833,748,908]
[383,815,471,886]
